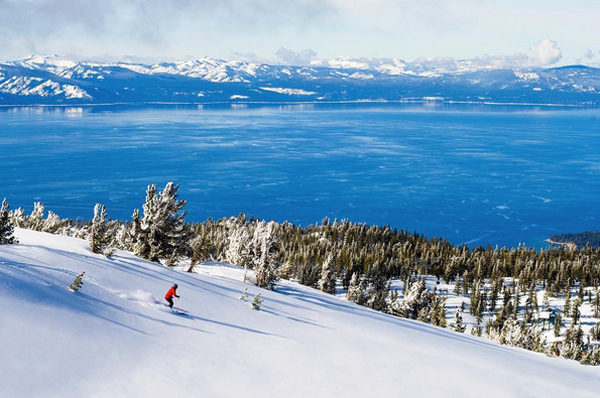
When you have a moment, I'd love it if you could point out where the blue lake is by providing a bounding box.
[1,103,599,248]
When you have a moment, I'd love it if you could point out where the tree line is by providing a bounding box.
[3,182,600,365]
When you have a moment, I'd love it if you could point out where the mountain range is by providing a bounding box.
[1,55,599,106]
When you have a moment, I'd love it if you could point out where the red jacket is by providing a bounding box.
[165,287,179,300]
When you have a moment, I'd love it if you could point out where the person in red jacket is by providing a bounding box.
[165,284,180,308]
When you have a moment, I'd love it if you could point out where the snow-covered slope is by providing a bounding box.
[1,55,600,105]
[1,229,599,398]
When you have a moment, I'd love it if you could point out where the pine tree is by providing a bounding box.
[189,233,214,272]
[453,310,466,333]
[346,272,367,304]
[564,292,571,318]
[8,207,26,228]
[571,298,582,324]
[319,255,336,294]
[28,202,45,231]
[429,295,447,327]
[251,221,279,290]
[224,226,252,268]
[394,279,432,319]
[251,293,263,310]
[135,183,191,265]
[89,203,109,254]
[239,287,249,301]
[0,199,17,245]
[590,322,600,341]
[554,313,562,338]
[69,271,85,292]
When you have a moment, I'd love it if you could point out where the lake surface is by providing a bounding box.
[1,103,599,248]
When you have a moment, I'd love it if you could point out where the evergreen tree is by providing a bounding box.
[89,203,109,255]
[189,233,214,272]
[590,322,600,341]
[251,221,279,290]
[135,183,191,265]
[347,273,367,305]
[319,255,336,294]
[28,202,45,231]
[452,311,466,333]
[571,298,582,324]
[564,292,571,318]
[251,293,263,310]
[69,271,85,292]
[224,226,252,268]
[393,279,432,319]
[554,313,562,338]
[8,207,26,228]
[0,199,17,245]
[429,295,447,327]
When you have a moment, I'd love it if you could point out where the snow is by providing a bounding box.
[2,229,600,397]
[514,71,540,81]
[0,75,92,99]
[259,87,317,96]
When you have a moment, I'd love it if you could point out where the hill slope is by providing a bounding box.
[1,229,599,398]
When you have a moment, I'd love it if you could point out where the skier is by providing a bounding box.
[165,284,180,308]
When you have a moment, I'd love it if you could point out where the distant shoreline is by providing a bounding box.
[545,239,577,250]
[0,99,591,109]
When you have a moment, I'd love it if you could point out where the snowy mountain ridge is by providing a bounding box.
[2,228,600,398]
[1,54,600,105]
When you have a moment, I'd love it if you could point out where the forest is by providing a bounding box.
[3,182,600,365]
[549,231,600,249]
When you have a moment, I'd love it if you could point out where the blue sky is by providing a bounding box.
[1,0,599,66]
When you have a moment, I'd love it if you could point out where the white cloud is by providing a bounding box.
[276,48,318,65]
[529,38,562,66]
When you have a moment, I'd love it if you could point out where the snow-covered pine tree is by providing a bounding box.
[251,292,263,310]
[251,221,279,290]
[240,287,249,301]
[28,202,45,231]
[554,313,562,337]
[393,279,432,319]
[277,261,295,280]
[0,199,18,245]
[429,294,447,327]
[69,271,85,292]
[188,232,214,272]
[571,298,582,324]
[42,210,66,234]
[319,255,336,294]
[224,226,252,268]
[365,262,390,312]
[89,203,109,255]
[581,346,600,366]
[564,290,572,317]
[497,318,544,351]
[346,272,367,305]
[8,207,26,228]
[135,183,191,265]
[452,311,466,333]
[590,322,600,341]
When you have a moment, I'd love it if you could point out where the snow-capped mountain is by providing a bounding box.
[1,54,599,105]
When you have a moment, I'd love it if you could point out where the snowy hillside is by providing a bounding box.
[2,229,600,398]
[1,55,600,105]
